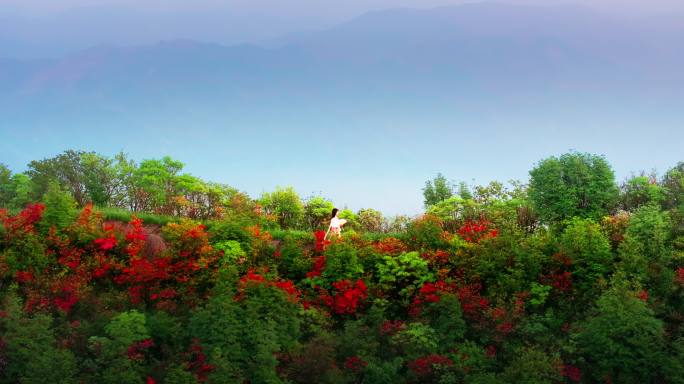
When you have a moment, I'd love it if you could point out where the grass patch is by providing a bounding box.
[97,206,179,226]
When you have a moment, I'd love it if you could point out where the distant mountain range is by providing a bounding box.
[1,3,683,123]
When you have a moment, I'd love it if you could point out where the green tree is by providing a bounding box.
[573,277,666,383]
[87,310,152,384]
[457,181,473,200]
[132,156,186,213]
[501,346,562,384]
[8,173,35,209]
[190,280,300,383]
[358,208,384,232]
[27,150,88,205]
[529,152,618,224]
[304,196,334,230]
[423,173,453,208]
[620,174,665,211]
[662,162,684,214]
[0,293,77,384]
[81,152,117,206]
[259,186,305,229]
[338,208,360,231]
[39,182,78,233]
[0,163,12,207]
[559,218,614,297]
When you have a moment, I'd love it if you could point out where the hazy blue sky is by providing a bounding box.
[3,0,684,58]
[1,1,682,215]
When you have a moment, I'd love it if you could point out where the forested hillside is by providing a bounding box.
[1,151,684,383]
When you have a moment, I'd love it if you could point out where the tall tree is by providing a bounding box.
[662,162,684,211]
[357,208,384,232]
[423,173,453,208]
[27,150,88,206]
[528,152,618,224]
[0,163,12,207]
[303,196,334,231]
[259,186,305,229]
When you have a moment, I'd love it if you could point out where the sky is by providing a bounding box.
[2,0,684,58]
[1,0,683,215]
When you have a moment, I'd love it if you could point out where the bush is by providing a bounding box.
[406,215,450,250]
[377,252,434,303]
[529,152,619,224]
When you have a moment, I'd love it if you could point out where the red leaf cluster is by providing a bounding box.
[373,237,408,255]
[379,320,406,336]
[541,271,573,292]
[320,279,368,315]
[1,203,45,235]
[561,364,582,382]
[457,219,498,243]
[344,356,368,372]
[127,338,154,361]
[94,235,118,251]
[408,354,453,377]
[237,270,301,303]
[314,230,331,252]
[186,338,215,382]
[676,267,684,285]
[306,256,326,279]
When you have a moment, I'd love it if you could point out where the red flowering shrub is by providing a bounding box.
[186,338,215,382]
[94,235,117,251]
[320,279,368,315]
[676,267,684,285]
[455,284,490,325]
[408,354,453,377]
[344,356,368,372]
[15,270,34,284]
[373,237,408,255]
[236,269,301,303]
[314,230,331,252]
[380,320,406,336]
[421,250,450,266]
[273,280,301,303]
[127,338,154,361]
[1,203,45,236]
[457,219,498,243]
[561,364,582,383]
[637,290,649,301]
[541,271,573,293]
[306,256,326,279]
[125,217,147,258]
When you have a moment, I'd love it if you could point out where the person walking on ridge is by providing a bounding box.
[325,208,347,240]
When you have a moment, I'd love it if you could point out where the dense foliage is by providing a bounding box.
[1,152,684,383]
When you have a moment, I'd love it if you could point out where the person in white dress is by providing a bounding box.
[325,208,347,240]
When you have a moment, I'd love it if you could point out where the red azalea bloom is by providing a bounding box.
[314,230,331,252]
[408,355,453,377]
[187,339,215,382]
[676,267,684,285]
[323,279,368,314]
[637,290,649,301]
[457,219,498,243]
[94,235,118,251]
[380,320,406,335]
[15,270,34,284]
[306,256,326,279]
[274,280,301,302]
[344,356,368,372]
[561,364,582,383]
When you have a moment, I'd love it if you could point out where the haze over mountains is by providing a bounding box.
[1,3,683,214]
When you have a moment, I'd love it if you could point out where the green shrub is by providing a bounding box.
[377,251,433,303]
[0,293,78,384]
